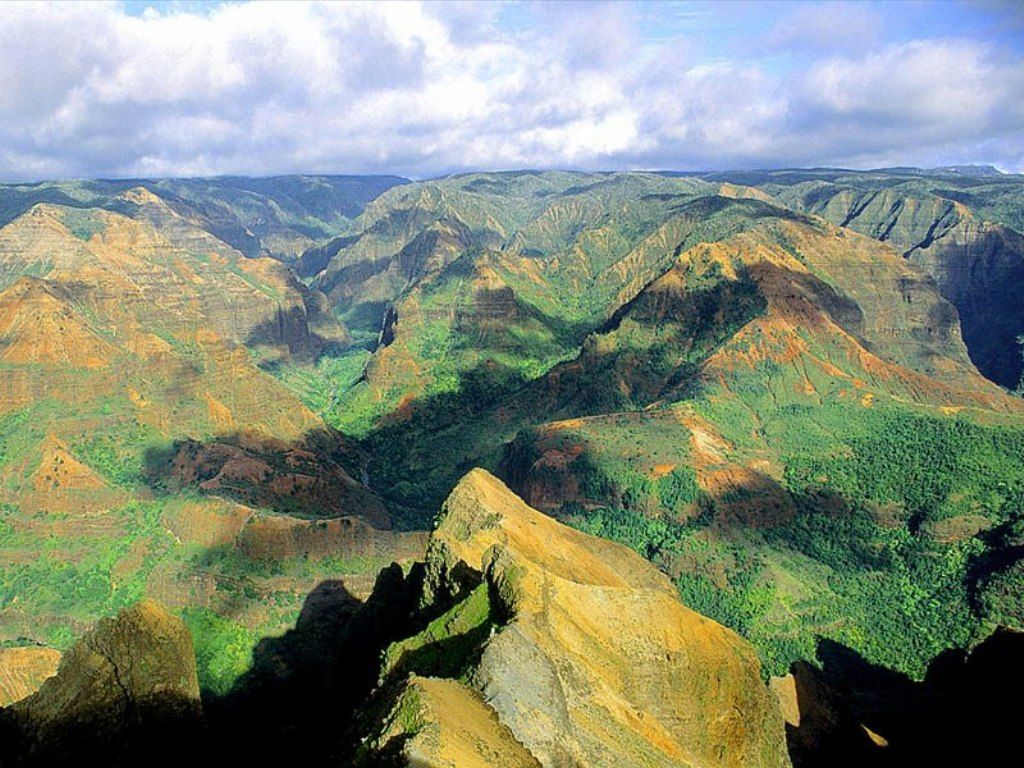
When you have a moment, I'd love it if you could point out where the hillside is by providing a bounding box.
[0,174,408,262]
[1,169,1023,765]
[279,171,1024,684]
[0,182,423,696]
[2,471,791,767]
[705,168,1024,387]
[363,469,790,768]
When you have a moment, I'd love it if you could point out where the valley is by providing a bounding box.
[1,167,1023,764]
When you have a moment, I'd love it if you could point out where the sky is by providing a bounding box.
[0,0,1022,181]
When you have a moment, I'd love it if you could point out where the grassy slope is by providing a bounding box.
[547,399,1024,677]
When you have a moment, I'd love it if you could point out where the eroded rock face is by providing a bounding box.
[0,648,61,707]
[377,468,791,768]
[376,675,542,768]
[2,599,201,766]
[774,184,1024,387]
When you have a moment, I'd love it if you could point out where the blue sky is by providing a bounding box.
[0,1,1021,180]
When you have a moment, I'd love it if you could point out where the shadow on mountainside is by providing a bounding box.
[142,252,783,529]
[5,555,1022,767]
[784,629,1024,768]
[0,563,433,767]
[200,563,428,765]
[140,425,390,525]
[243,300,352,362]
[326,269,764,525]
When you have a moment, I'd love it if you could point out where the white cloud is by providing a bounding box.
[765,2,882,53]
[0,0,1021,180]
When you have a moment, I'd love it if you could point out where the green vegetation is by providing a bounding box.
[192,543,392,583]
[58,208,105,241]
[4,168,1024,709]
[391,684,426,737]
[381,583,495,682]
[71,426,160,489]
[0,500,168,634]
[180,607,258,696]
[558,403,1024,677]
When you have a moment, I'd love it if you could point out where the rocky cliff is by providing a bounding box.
[759,175,1024,387]
[365,469,791,768]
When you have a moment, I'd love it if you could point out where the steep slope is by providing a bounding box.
[0,648,60,707]
[270,175,1024,689]
[365,469,790,768]
[322,185,1020,683]
[0,194,423,698]
[0,199,359,486]
[2,168,1023,761]
[709,168,1024,387]
[531,208,1009,416]
[1,600,201,766]
[145,174,408,260]
[374,676,542,768]
[496,204,1024,679]
[335,190,1017,523]
[301,172,714,336]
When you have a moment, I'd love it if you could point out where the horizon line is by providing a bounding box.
[0,163,1011,186]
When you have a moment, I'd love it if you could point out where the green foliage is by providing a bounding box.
[570,504,695,561]
[656,465,702,514]
[0,409,33,468]
[676,558,775,638]
[71,428,155,488]
[0,500,165,625]
[979,558,1024,629]
[392,685,426,737]
[382,583,495,682]
[179,607,257,696]
[783,409,1024,528]
[58,208,105,240]
[192,544,391,582]
[560,402,1024,678]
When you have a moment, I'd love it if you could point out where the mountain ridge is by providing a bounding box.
[2,168,1024,766]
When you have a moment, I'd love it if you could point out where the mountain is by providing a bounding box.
[0,180,423,697]
[3,471,792,767]
[363,469,790,767]
[704,167,1024,386]
[931,164,1004,176]
[1,599,201,766]
[2,168,1024,765]
[281,170,1024,685]
[498,209,1024,676]
[0,174,408,262]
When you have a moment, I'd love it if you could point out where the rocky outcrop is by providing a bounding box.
[0,648,61,707]
[375,675,542,768]
[367,469,791,768]
[1,599,201,766]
